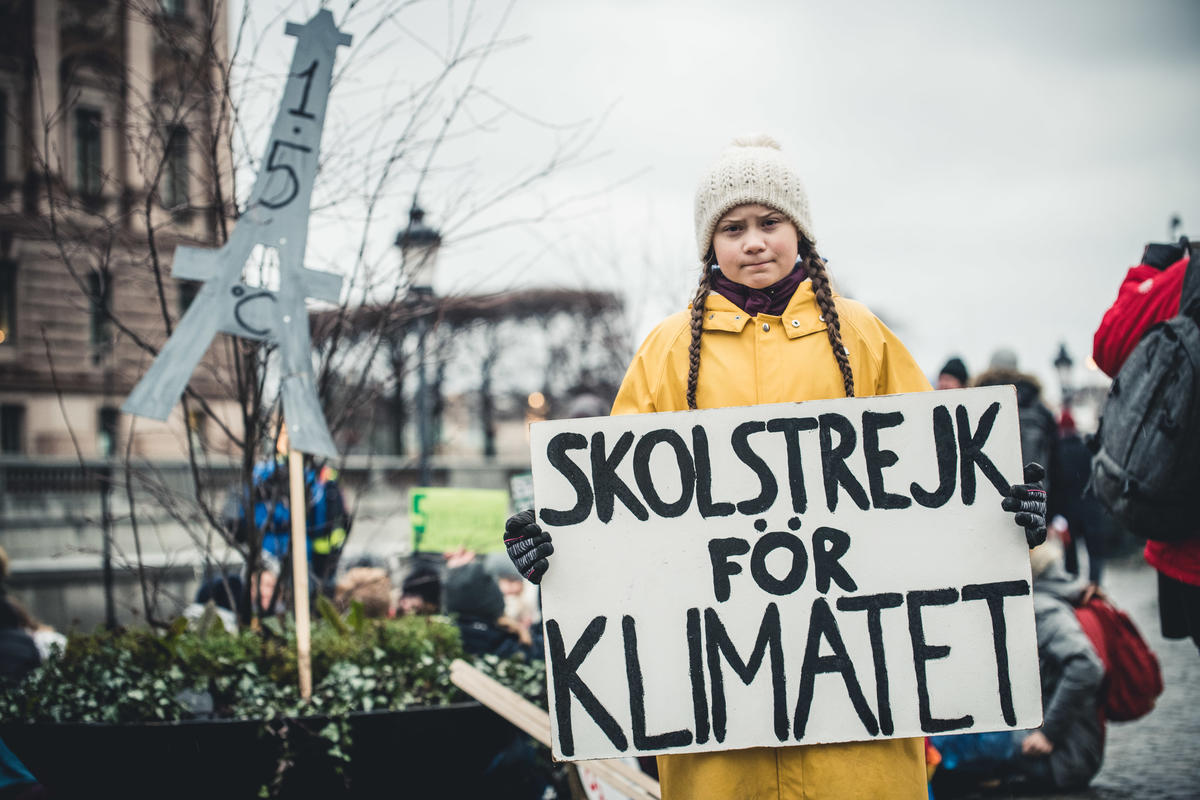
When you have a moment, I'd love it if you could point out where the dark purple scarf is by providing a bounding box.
[710,262,808,317]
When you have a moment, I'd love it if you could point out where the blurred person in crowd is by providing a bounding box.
[251,560,285,616]
[184,572,242,632]
[335,566,394,618]
[1050,409,1106,585]
[486,552,537,634]
[0,597,40,686]
[975,348,1057,498]
[444,550,539,661]
[185,560,287,629]
[931,541,1104,795]
[936,356,969,390]
[0,547,62,681]
[398,566,441,616]
[1093,237,1200,653]
[223,427,350,590]
[194,572,243,612]
[0,737,47,800]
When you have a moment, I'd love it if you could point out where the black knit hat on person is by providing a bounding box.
[939,357,968,385]
[400,567,441,606]
[443,562,504,622]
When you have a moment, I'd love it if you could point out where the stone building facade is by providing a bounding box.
[0,0,242,459]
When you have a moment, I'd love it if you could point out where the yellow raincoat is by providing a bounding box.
[611,283,931,800]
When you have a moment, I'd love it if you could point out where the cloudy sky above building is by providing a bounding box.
[239,0,1200,400]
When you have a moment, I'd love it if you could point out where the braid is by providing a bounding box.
[686,263,714,410]
[805,246,855,397]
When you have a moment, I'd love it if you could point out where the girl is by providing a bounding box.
[505,135,1047,800]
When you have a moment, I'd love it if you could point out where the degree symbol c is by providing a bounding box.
[232,290,277,338]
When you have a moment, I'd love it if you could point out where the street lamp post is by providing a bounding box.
[1053,343,1074,410]
[395,204,441,486]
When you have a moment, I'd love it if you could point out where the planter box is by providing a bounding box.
[0,702,524,799]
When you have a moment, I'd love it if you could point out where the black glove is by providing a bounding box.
[1002,462,1047,548]
[504,509,553,584]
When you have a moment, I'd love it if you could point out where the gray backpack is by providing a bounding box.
[1089,244,1200,541]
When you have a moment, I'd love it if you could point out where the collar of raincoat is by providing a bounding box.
[694,280,832,339]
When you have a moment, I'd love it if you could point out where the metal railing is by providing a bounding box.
[0,454,531,516]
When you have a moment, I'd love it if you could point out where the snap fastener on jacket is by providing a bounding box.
[709,314,714,320]
[735,315,741,320]
[819,315,825,322]
[791,320,800,328]
[762,323,770,332]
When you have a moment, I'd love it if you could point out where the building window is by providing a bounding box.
[163,124,189,209]
[88,271,111,363]
[75,108,103,197]
[98,406,119,458]
[0,259,14,345]
[178,279,199,316]
[0,404,23,454]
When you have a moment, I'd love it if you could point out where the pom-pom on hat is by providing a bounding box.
[694,134,814,261]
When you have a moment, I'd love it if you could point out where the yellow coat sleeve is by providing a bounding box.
[611,341,657,415]
[873,316,933,396]
[610,312,691,415]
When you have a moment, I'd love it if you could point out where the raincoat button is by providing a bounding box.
[791,320,800,328]
[762,323,770,332]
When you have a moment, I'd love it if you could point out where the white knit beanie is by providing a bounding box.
[693,135,815,262]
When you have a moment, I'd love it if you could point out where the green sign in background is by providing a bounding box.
[410,487,510,553]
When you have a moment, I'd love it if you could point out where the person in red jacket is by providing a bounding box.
[1093,239,1192,375]
[1093,238,1200,652]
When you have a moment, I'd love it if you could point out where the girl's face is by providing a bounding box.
[711,204,799,290]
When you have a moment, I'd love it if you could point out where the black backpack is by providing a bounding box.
[1089,242,1200,541]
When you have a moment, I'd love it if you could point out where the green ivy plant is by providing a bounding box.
[0,604,548,797]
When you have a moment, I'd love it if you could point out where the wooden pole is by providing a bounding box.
[289,448,313,700]
[450,659,661,799]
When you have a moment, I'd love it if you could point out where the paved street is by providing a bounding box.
[987,554,1200,800]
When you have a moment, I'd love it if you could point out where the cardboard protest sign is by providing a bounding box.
[510,472,535,512]
[530,386,1041,761]
[579,761,637,800]
[123,10,350,459]
[411,487,510,553]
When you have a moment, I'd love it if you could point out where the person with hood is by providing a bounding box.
[397,566,442,616]
[444,551,539,661]
[223,427,349,591]
[931,541,1105,794]
[0,548,46,685]
[502,136,1048,800]
[974,349,1058,499]
[1092,238,1200,653]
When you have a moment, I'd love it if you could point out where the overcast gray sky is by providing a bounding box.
[242,0,1200,402]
